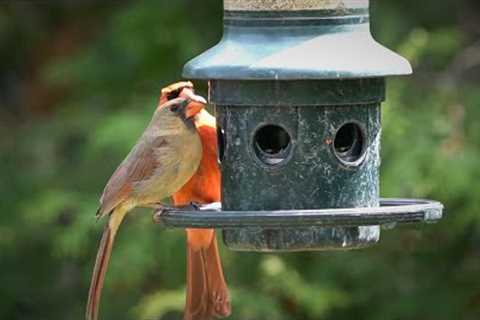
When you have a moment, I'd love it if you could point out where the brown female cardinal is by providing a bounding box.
[162,82,231,320]
[86,89,207,320]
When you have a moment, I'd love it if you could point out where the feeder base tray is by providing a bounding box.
[154,198,443,251]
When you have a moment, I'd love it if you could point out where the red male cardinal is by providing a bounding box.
[86,89,207,320]
[162,82,231,320]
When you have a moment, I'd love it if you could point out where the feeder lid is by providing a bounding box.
[183,1,412,80]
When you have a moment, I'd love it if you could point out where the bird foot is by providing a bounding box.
[189,202,201,210]
[150,203,176,215]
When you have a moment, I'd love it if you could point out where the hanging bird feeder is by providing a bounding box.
[154,0,443,251]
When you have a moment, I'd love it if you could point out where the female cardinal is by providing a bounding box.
[86,92,207,320]
[162,82,231,320]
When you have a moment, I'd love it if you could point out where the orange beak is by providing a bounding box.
[181,88,207,119]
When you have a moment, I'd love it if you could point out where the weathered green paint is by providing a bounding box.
[154,198,444,228]
[213,80,382,251]
[209,79,385,106]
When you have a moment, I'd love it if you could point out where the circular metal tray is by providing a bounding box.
[153,198,443,228]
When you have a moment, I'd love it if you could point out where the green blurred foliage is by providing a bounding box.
[1,1,479,319]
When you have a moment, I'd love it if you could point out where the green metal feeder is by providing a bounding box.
[154,0,443,251]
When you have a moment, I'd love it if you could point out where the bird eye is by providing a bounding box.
[169,103,180,112]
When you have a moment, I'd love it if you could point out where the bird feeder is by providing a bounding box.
[155,0,443,251]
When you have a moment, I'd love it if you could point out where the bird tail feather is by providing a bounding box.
[184,229,231,320]
[86,206,127,320]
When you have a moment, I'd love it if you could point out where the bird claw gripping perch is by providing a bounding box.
[153,202,207,225]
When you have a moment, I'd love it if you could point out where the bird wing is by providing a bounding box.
[97,135,176,218]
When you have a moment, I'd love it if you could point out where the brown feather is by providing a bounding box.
[86,225,111,320]
[87,96,204,320]
[97,138,166,218]
[86,205,129,320]
[203,234,231,318]
[97,98,201,218]
[185,243,210,320]
[184,231,231,320]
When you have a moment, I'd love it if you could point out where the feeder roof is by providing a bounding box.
[183,23,412,80]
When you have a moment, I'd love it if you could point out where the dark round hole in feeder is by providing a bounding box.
[217,125,225,164]
[254,124,291,166]
[333,122,365,164]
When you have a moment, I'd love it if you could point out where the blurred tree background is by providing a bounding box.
[1,1,479,319]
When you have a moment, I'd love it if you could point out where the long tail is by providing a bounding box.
[86,206,128,320]
[184,229,231,320]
